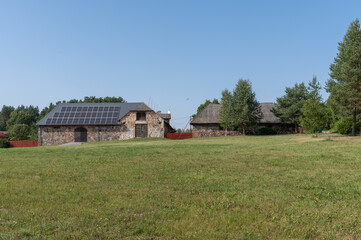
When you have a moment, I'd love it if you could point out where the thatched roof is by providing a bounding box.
[191,104,221,124]
[191,102,281,125]
[259,102,282,124]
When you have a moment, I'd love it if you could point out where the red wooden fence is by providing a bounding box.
[166,133,193,140]
[10,141,38,148]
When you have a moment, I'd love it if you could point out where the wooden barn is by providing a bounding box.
[191,103,294,136]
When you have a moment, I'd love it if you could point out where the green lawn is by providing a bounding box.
[1,135,361,239]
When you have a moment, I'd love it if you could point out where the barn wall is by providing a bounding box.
[192,124,221,131]
[38,111,165,146]
[192,124,241,138]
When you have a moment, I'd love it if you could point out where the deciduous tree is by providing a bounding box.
[301,77,328,136]
[219,79,262,135]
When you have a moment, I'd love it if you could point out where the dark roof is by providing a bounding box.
[131,103,153,112]
[191,102,281,125]
[0,133,8,138]
[191,104,221,124]
[37,102,148,126]
[160,113,171,120]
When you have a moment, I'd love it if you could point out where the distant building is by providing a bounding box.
[37,102,173,146]
[0,132,8,139]
[191,103,294,137]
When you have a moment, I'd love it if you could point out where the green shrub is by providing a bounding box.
[335,119,360,135]
[0,138,10,148]
[7,124,31,140]
[255,127,277,135]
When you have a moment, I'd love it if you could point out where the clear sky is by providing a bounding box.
[1,1,360,128]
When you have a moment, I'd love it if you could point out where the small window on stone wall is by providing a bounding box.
[136,112,146,121]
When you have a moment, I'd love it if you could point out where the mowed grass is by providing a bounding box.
[1,135,361,239]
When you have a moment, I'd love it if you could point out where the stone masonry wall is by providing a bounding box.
[39,111,165,146]
[121,111,165,138]
[192,129,241,138]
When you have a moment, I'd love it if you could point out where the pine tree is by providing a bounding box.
[272,83,308,133]
[328,19,361,136]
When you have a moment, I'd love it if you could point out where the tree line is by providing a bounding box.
[0,96,125,140]
[194,19,361,136]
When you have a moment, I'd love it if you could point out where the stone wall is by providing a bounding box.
[122,111,165,138]
[38,125,131,146]
[192,129,241,138]
[39,111,166,146]
[192,124,220,131]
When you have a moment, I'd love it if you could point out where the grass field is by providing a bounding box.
[1,135,361,239]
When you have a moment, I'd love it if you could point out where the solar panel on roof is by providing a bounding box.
[40,103,125,126]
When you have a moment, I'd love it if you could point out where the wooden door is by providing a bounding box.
[135,124,148,138]
[74,127,87,142]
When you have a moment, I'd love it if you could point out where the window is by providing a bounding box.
[136,112,146,121]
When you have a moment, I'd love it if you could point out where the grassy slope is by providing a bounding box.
[1,135,361,239]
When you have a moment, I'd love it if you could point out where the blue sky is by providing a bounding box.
[0,1,360,128]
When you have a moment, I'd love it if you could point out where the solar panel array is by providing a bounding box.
[45,106,121,125]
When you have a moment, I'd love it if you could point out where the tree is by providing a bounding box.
[38,103,56,121]
[219,79,262,135]
[327,19,361,136]
[192,99,219,118]
[219,89,234,132]
[68,96,126,103]
[7,124,31,140]
[0,105,15,130]
[272,83,308,133]
[301,77,328,136]
[6,111,34,128]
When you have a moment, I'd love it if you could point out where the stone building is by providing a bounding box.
[191,103,294,137]
[37,102,173,146]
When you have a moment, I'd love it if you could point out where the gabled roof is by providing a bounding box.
[259,103,282,124]
[160,113,171,120]
[191,103,282,125]
[0,133,8,138]
[36,102,150,126]
[130,103,153,112]
[191,103,221,124]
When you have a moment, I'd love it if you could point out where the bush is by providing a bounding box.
[7,124,31,140]
[255,127,277,135]
[0,138,10,148]
[335,119,360,135]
